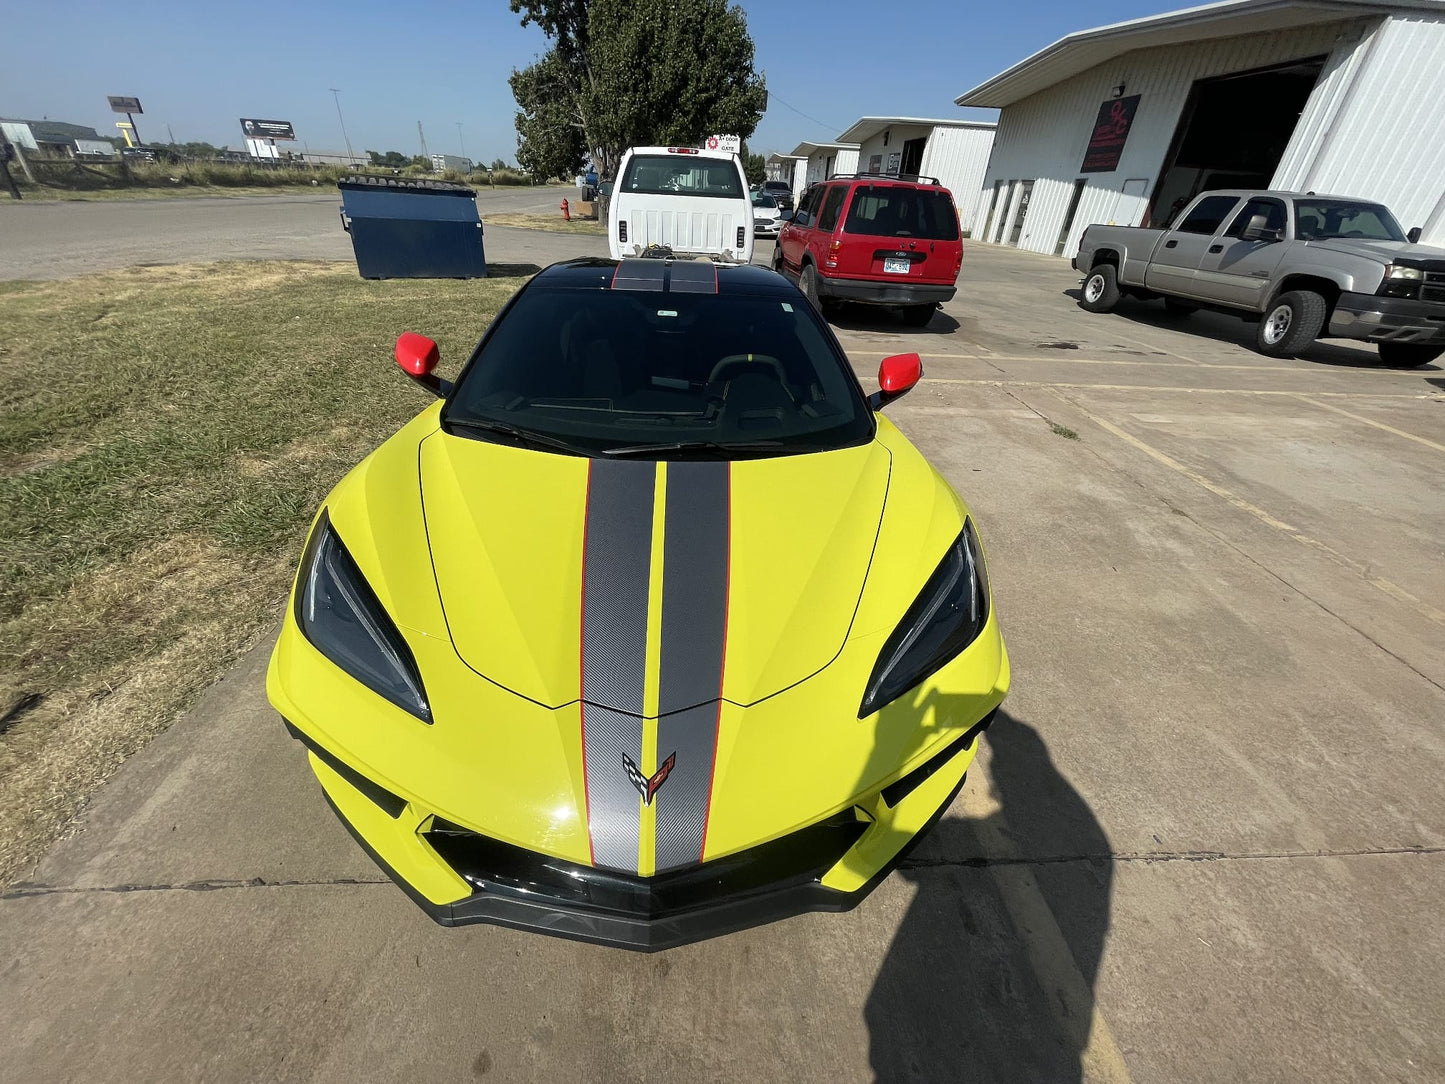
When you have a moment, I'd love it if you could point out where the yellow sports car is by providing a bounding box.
[267,258,1008,950]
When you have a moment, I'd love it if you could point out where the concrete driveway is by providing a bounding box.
[2,236,1442,1083]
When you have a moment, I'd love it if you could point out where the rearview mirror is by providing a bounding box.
[394,333,451,398]
[869,352,922,411]
[1407,226,1422,244]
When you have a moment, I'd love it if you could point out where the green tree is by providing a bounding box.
[511,50,589,180]
[740,142,765,187]
[509,0,766,179]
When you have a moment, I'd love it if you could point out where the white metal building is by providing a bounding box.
[789,141,861,199]
[957,0,1445,258]
[835,117,998,228]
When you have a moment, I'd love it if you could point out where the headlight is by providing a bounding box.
[859,519,991,718]
[1385,265,1424,280]
[1380,265,1424,299]
[296,513,431,722]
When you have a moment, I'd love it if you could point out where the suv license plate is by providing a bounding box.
[883,258,910,275]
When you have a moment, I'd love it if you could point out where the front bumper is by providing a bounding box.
[817,274,956,306]
[753,221,781,238]
[283,707,996,951]
[1328,291,1445,344]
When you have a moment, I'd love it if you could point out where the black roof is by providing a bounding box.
[531,258,796,297]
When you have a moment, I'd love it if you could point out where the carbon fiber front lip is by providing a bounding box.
[318,768,970,952]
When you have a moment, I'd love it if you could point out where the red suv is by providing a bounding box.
[773,175,964,326]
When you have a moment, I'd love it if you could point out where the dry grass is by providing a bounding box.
[486,212,606,235]
[0,260,524,885]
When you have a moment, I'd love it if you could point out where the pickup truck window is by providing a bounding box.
[621,155,744,198]
[1293,200,1405,242]
[1174,195,1242,235]
[1224,198,1287,238]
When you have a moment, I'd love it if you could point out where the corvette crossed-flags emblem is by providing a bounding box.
[622,752,676,805]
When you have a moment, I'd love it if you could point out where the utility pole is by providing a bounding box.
[167,123,175,145]
[329,88,354,163]
[418,121,429,162]
[456,122,465,162]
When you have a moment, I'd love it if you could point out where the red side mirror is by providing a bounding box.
[395,333,440,377]
[872,352,922,410]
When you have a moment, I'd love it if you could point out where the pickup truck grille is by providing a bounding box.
[1422,271,1445,305]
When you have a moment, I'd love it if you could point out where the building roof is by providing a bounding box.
[765,152,807,163]
[955,0,1445,107]
[836,117,998,144]
[789,140,861,157]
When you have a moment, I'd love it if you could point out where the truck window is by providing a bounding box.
[817,186,847,231]
[620,155,743,198]
[1293,200,1405,242]
[1224,198,1287,238]
[1174,195,1242,235]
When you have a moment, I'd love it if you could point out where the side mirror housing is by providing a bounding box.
[394,333,452,398]
[868,352,922,411]
[778,210,795,223]
[1407,226,1422,244]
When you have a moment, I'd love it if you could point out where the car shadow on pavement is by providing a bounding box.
[1058,289,1437,369]
[826,305,963,336]
[865,709,1113,1083]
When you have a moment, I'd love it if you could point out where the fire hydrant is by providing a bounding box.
[561,198,570,221]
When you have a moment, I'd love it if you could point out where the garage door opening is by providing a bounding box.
[1145,56,1325,227]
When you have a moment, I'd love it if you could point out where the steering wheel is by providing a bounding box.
[708,354,788,385]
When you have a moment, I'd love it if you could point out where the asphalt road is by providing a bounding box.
[0,186,600,280]
[2,219,1443,1082]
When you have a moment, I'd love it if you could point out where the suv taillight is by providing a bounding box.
[825,240,842,269]
[619,221,627,243]
[737,226,746,249]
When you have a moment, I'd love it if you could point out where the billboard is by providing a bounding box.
[1081,96,1141,174]
[108,96,143,114]
[240,119,296,141]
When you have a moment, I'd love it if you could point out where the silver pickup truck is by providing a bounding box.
[1073,190,1445,366]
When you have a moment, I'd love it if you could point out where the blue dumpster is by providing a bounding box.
[337,175,487,279]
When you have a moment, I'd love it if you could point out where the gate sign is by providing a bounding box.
[240,119,296,141]
[1081,95,1141,173]
[108,96,143,114]
[707,134,741,154]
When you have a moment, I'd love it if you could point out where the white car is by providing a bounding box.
[608,146,753,264]
[751,193,782,239]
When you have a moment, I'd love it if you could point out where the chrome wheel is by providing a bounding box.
[1263,304,1292,346]
[1084,273,1106,304]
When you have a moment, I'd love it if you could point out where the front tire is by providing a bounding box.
[901,304,936,327]
[1377,342,1444,367]
[1256,290,1326,357]
[1080,264,1121,313]
[799,262,822,312]
[772,245,785,274]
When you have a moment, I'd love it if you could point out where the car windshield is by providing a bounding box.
[843,186,959,241]
[1293,200,1406,242]
[620,155,744,198]
[752,194,777,208]
[444,284,874,459]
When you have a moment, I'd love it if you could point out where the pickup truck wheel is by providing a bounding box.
[1164,298,1199,316]
[799,263,822,312]
[1376,343,1444,367]
[1256,290,1326,357]
[1080,264,1121,313]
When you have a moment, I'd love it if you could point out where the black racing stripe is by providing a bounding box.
[582,460,655,872]
[611,259,667,292]
[654,461,730,872]
[667,261,718,294]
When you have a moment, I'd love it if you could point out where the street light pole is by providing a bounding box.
[329,88,354,164]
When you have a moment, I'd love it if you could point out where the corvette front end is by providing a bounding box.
[266,258,1008,950]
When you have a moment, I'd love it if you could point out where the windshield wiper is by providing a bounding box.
[600,439,786,459]
[445,417,585,456]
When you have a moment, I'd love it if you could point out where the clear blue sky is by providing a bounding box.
[2,0,1173,162]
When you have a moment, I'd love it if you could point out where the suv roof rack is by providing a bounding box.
[825,173,942,185]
